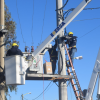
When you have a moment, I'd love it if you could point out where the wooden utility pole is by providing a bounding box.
[56,0,68,100]
[0,0,5,100]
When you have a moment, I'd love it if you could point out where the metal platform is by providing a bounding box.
[26,73,73,81]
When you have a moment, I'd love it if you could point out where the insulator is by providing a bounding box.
[25,46,27,52]
[31,46,34,52]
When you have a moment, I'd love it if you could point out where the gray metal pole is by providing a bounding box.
[56,0,67,100]
[97,73,100,100]
[0,0,5,100]
[22,94,23,100]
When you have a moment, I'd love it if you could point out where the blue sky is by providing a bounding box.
[4,0,100,100]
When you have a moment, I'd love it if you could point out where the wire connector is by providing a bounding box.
[0,29,8,37]
[85,0,91,3]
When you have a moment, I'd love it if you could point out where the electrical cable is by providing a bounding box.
[56,38,63,74]
[32,81,52,100]
[36,82,54,100]
[72,18,100,22]
[57,40,64,74]
[64,7,100,19]
[31,0,34,46]
[55,82,59,87]
[16,0,26,46]
[55,0,69,11]
[40,0,47,44]
[63,8,74,19]
[79,25,100,39]
[84,7,100,10]
[24,97,28,100]
[67,81,70,87]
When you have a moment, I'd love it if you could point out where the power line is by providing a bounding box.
[16,0,26,46]
[40,0,47,44]
[84,7,100,10]
[36,82,54,100]
[79,25,100,39]
[24,97,28,100]
[64,7,100,19]
[31,0,34,46]
[72,18,100,22]
[32,81,52,100]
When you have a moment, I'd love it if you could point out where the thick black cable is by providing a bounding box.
[55,38,64,74]
[59,50,64,74]
[64,7,100,19]
[63,8,74,16]
[55,82,59,87]
[32,81,52,100]
[40,0,47,44]
[16,0,26,46]
[55,0,69,11]
[36,82,54,100]
[31,0,34,46]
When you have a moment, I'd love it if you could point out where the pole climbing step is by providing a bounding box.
[64,44,83,100]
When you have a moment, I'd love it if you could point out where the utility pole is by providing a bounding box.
[56,0,67,100]
[0,0,5,100]
[22,94,23,100]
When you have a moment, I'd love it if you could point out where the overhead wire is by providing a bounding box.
[79,25,100,39]
[62,6,100,39]
[24,97,28,100]
[16,0,26,46]
[72,18,100,22]
[40,0,47,44]
[32,81,52,100]
[31,0,34,46]
[36,82,54,100]
[84,7,100,10]
[63,7,100,19]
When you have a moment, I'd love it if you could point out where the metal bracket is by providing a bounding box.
[19,71,25,75]
[85,0,88,2]
[85,0,91,3]
[0,29,8,37]
[0,85,5,90]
